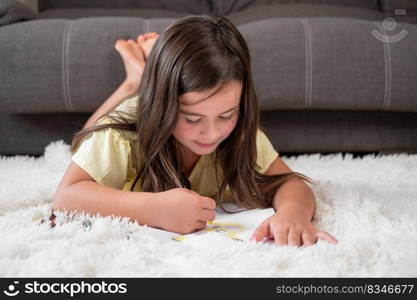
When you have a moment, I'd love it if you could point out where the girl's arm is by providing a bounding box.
[53,179,160,228]
[82,79,138,129]
[251,157,337,246]
[259,156,316,221]
[53,179,217,235]
[271,178,316,221]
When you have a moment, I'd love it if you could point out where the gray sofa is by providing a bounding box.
[1,0,416,156]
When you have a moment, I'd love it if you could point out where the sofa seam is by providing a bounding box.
[299,19,313,109]
[62,20,75,112]
[374,21,392,110]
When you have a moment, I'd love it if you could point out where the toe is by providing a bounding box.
[137,35,145,43]
[149,32,159,38]
[114,39,124,49]
[144,32,157,39]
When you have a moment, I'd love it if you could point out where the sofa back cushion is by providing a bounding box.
[39,0,381,15]
[0,0,36,26]
[38,0,211,14]
[211,0,380,15]
[380,0,417,12]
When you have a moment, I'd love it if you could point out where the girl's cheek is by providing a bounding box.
[173,120,194,141]
[227,120,236,131]
[180,121,201,137]
[228,114,239,130]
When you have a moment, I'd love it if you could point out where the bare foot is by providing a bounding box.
[114,32,159,88]
[114,37,146,88]
[136,32,159,59]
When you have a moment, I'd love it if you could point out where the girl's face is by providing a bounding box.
[173,80,242,157]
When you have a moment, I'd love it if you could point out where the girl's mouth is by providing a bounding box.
[195,141,216,148]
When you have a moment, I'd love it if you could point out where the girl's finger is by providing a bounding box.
[273,226,289,246]
[301,231,317,246]
[288,227,301,247]
[267,229,274,239]
[196,220,206,230]
[250,220,270,242]
[316,230,338,244]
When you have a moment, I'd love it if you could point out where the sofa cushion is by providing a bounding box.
[228,3,385,25]
[38,0,211,15]
[380,0,417,12]
[3,110,417,155]
[36,8,188,20]
[0,0,36,26]
[240,17,417,113]
[1,16,416,114]
[211,0,380,15]
[0,17,177,114]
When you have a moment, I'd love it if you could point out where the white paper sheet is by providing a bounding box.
[140,204,275,244]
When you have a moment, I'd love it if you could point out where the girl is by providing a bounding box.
[52,14,338,247]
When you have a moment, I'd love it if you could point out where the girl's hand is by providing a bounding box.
[156,188,216,235]
[250,211,338,247]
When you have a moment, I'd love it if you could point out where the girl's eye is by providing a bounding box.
[220,115,233,121]
[186,115,233,124]
[185,119,200,124]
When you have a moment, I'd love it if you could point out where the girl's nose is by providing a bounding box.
[201,121,221,141]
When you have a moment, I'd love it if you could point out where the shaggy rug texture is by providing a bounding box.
[0,140,416,277]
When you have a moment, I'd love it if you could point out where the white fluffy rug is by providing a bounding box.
[0,140,416,277]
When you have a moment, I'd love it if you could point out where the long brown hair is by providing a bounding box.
[70,14,314,213]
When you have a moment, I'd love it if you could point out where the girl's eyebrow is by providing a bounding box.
[180,105,239,117]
